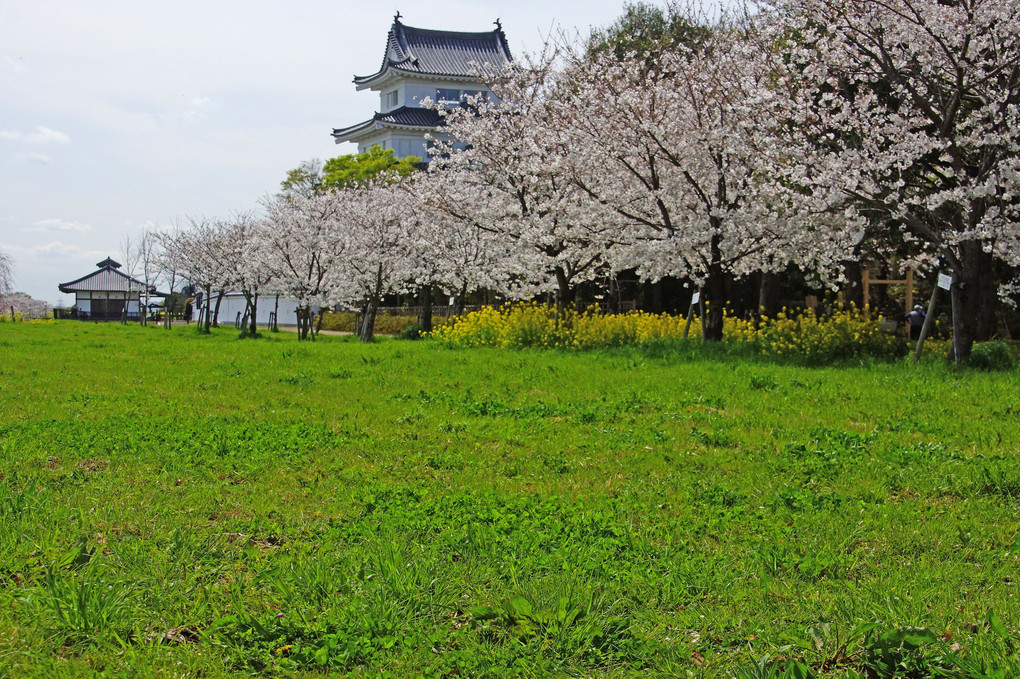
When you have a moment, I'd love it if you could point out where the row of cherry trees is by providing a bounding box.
[157,0,1018,358]
[153,179,510,342]
[424,0,1019,355]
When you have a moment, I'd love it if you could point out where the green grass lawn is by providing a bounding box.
[1,321,1018,677]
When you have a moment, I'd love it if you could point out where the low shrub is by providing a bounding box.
[965,340,1017,371]
[319,312,448,335]
[430,303,911,362]
[429,303,695,350]
[725,308,908,364]
[398,323,422,340]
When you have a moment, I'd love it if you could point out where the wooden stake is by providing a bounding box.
[682,290,700,339]
[950,270,961,367]
[862,266,870,313]
[912,279,940,363]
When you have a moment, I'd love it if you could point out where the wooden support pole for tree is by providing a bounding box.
[950,270,961,367]
[682,290,700,339]
[912,277,940,363]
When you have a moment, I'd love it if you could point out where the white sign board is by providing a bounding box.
[691,292,701,305]
[937,272,952,291]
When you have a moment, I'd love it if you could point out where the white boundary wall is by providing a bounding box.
[192,293,314,327]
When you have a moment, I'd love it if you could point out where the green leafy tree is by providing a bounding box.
[587,1,710,62]
[279,146,422,199]
[322,146,421,190]
[279,159,324,199]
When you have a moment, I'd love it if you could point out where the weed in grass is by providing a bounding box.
[25,568,137,649]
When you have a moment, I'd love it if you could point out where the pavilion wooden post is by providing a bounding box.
[862,266,870,313]
[905,268,914,311]
[859,264,915,332]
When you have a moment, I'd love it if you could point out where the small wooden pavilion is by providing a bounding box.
[58,257,157,321]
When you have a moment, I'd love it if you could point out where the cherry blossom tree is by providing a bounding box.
[558,12,855,340]
[328,180,420,342]
[0,250,13,296]
[4,292,48,320]
[214,213,272,338]
[425,50,615,310]
[260,191,350,340]
[157,219,236,332]
[765,0,1020,359]
[402,170,529,323]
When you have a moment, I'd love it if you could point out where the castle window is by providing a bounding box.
[436,88,460,104]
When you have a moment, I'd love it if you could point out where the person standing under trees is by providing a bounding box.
[904,305,926,341]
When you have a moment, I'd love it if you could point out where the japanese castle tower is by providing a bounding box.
[332,14,513,160]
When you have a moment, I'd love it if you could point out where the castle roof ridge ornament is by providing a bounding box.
[351,16,513,89]
[96,257,122,269]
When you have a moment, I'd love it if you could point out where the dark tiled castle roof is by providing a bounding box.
[354,18,513,84]
[332,106,445,140]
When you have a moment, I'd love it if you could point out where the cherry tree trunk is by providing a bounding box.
[841,261,865,310]
[248,293,258,338]
[452,282,469,317]
[701,236,726,342]
[360,298,379,343]
[212,291,226,327]
[757,272,782,321]
[203,284,212,333]
[359,264,383,343]
[950,242,998,362]
[240,292,258,338]
[702,273,726,342]
[608,275,621,314]
[419,286,433,333]
[554,266,574,315]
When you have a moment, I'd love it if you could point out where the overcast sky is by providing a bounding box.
[1,0,640,304]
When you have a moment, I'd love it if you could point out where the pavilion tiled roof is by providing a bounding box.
[354,18,513,86]
[332,106,445,141]
[58,258,156,294]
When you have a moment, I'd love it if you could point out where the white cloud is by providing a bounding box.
[31,218,92,232]
[2,55,29,74]
[157,95,212,124]
[0,125,71,143]
[32,241,81,257]
[183,96,211,120]
[11,151,52,163]
[2,240,105,259]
